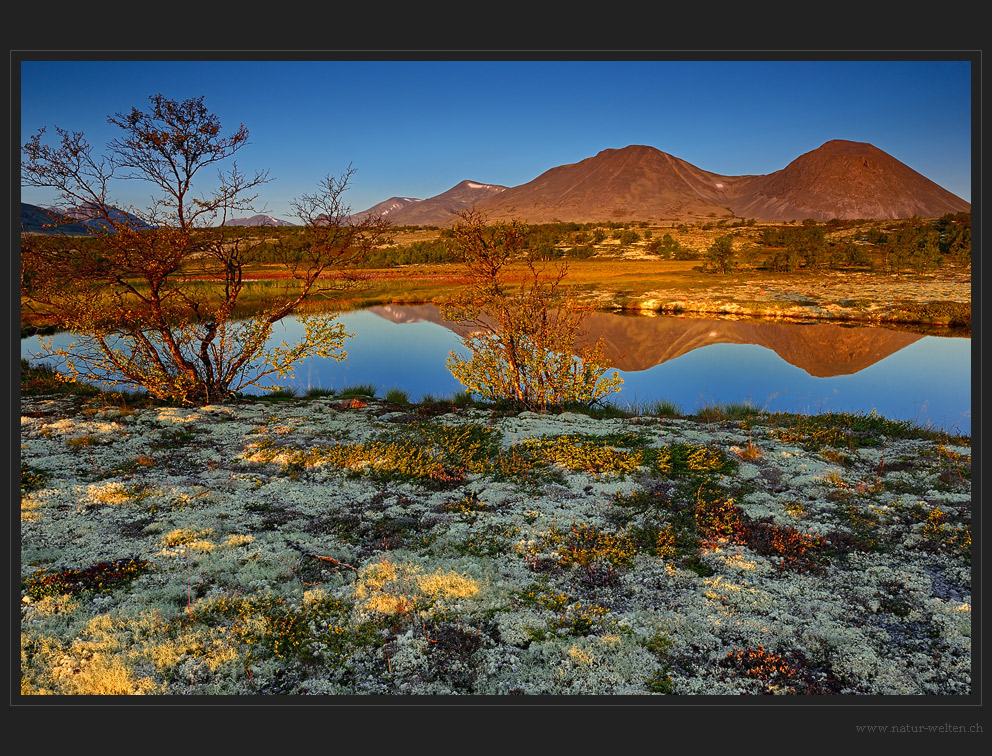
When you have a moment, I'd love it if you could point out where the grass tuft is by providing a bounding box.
[336,383,378,399]
[303,386,336,399]
[384,388,410,405]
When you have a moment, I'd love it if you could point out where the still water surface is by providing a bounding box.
[20,306,972,435]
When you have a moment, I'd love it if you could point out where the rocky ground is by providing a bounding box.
[19,392,971,696]
[607,266,972,327]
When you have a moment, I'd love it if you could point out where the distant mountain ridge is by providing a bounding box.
[379,180,507,226]
[20,203,91,233]
[360,140,970,225]
[22,140,970,233]
[20,202,154,233]
[222,214,295,227]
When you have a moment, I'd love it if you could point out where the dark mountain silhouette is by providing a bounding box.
[367,304,926,378]
[362,140,968,225]
[21,203,91,233]
[20,202,154,233]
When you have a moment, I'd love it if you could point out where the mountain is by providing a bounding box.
[347,196,422,224]
[473,145,745,224]
[20,202,155,233]
[222,214,295,227]
[381,180,508,226]
[362,141,968,225]
[21,203,91,233]
[726,140,971,222]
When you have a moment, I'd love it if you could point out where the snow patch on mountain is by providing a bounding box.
[223,214,295,227]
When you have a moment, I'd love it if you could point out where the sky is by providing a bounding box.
[18,57,974,222]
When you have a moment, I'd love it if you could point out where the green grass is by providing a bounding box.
[265,421,504,488]
[760,409,960,448]
[521,433,648,477]
[303,386,336,399]
[642,398,684,418]
[19,359,153,406]
[336,383,378,399]
[259,387,299,400]
[384,388,410,405]
[692,401,764,423]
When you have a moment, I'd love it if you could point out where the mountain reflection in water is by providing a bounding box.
[366,305,969,434]
[370,304,932,378]
[20,305,971,434]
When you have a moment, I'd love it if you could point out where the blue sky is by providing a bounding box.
[19,58,973,221]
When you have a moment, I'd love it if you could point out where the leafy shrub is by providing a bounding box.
[442,212,622,412]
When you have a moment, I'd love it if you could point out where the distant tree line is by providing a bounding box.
[690,213,971,275]
[160,213,971,273]
[764,213,969,273]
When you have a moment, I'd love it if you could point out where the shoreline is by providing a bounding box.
[19,261,972,337]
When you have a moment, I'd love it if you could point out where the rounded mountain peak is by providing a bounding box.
[596,144,668,158]
[809,139,885,156]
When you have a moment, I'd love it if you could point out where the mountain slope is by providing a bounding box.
[20,203,91,233]
[222,214,295,227]
[726,140,971,221]
[473,145,745,223]
[20,202,154,233]
[382,180,508,226]
[364,140,968,225]
[347,196,422,224]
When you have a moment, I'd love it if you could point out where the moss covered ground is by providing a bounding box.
[19,388,971,696]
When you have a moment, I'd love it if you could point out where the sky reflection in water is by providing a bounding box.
[258,309,972,435]
[21,308,971,435]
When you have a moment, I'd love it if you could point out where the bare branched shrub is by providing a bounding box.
[21,94,386,404]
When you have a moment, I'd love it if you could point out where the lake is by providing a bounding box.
[20,305,972,435]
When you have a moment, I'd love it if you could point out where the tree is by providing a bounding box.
[441,212,622,412]
[705,234,736,273]
[657,232,683,258]
[21,94,386,404]
[797,223,827,270]
[618,229,640,245]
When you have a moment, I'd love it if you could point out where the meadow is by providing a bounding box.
[20,215,972,335]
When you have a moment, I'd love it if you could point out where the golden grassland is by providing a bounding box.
[20,219,971,334]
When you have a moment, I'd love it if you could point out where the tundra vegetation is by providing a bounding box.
[19,366,971,695]
[22,213,971,339]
